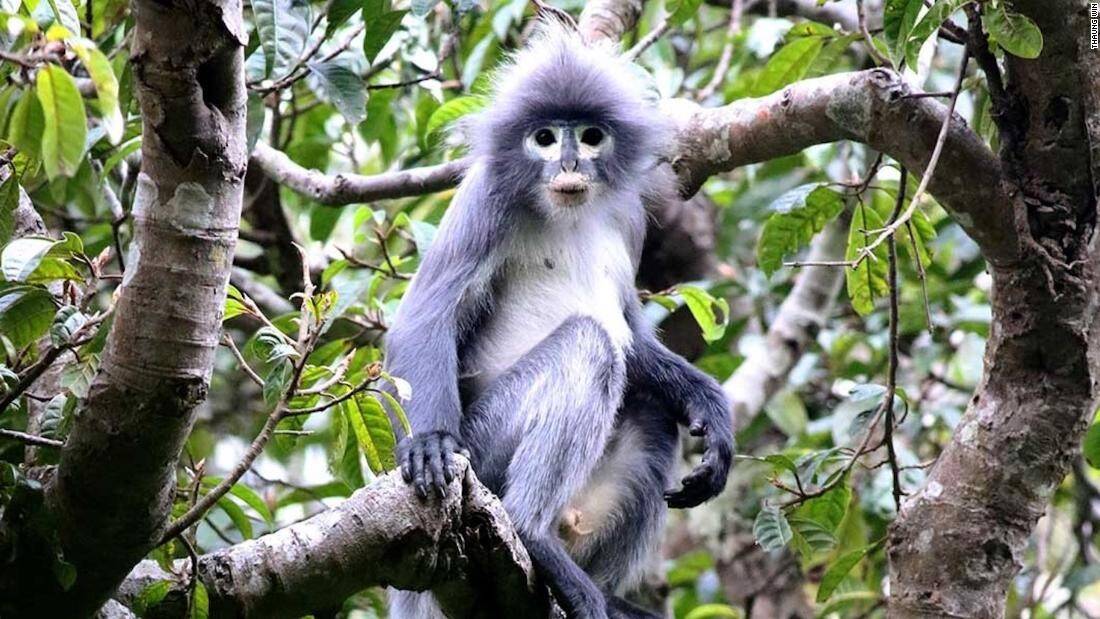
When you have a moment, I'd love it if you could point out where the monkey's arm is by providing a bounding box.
[624,301,734,508]
[385,165,498,499]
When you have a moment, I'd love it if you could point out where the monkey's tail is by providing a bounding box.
[387,588,448,619]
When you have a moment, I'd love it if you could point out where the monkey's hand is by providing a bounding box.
[397,430,464,499]
[664,387,734,509]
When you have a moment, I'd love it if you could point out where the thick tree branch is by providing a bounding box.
[578,0,643,44]
[115,458,549,619]
[0,0,249,614]
[664,68,1022,265]
[250,141,467,206]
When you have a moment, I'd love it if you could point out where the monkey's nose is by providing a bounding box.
[561,158,578,173]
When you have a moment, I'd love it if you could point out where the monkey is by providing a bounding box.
[384,21,734,619]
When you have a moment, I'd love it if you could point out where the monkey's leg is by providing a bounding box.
[462,315,626,619]
[570,393,679,619]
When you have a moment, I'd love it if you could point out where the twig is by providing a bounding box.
[0,428,63,448]
[852,48,970,267]
[884,167,908,513]
[624,16,673,61]
[856,0,889,66]
[283,375,378,416]
[696,0,743,101]
[221,332,265,388]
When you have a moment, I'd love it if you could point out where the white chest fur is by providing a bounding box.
[465,212,635,393]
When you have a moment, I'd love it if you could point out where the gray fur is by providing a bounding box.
[386,20,733,619]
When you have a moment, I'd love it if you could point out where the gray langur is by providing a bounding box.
[385,22,734,619]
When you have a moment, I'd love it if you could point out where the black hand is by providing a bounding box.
[397,430,462,499]
[665,415,734,509]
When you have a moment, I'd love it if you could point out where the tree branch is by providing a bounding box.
[250,142,468,206]
[664,68,1022,265]
[115,458,550,619]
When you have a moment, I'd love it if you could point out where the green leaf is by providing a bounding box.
[263,359,293,406]
[425,95,484,147]
[1083,420,1100,468]
[753,505,793,551]
[363,8,407,64]
[845,203,889,316]
[666,0,703,28]
[756,184,845,276]
[202,477,274,525]
[883,0,923,66]
[70,38,122,144]
[817,545,874,602]
[345,393,396,474]
[35,64,87,179]
[2,237,56,281]
[191,581,209,619]
[254,0,310,78]
[307,60,367,125]
[678,285,729,343]
[53,556,76,590]
[101,136,141,179]
[46,0,79,35]
[983,4,1043,59]
[217,495,254,539]
[0,176,18,246]
[133,580,173,615]
[788,515,837,561]
[325,0,361,37]
[752,36,825,97]
[903,0,965,68]
[8,92,45,161]
[794,474,851,533]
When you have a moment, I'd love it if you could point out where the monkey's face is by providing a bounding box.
[524,122,612,210]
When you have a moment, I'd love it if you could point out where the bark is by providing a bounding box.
[578,0,644,44]
[113,458,547,619]
[663,68,1020,265]
[887,2,1100,617]
[250,141,468,206]
[724,213,848,432]
[0,0,248,614]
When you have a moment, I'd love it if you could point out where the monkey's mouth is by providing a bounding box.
[548,173,590,205]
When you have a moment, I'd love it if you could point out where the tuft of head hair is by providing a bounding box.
[461,19,671,186]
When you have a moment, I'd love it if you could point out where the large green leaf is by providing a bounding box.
[253,0,310,78]
[344,393,396,474]
[307,60,367,125]
[902,0,966,68]
[35,64,87,179]
[794,474,851,533]
[324,0,360,37]
[362,5,407,64]
[817,545,874,602]
[0,284,56,349]
[0,176,18,246]
[666,0,703,28]
[752,36,824,97]
[756,184,845,276]
[753,505,793,551]
[70,38,123,144]
[425,95,484,147]
[678,285,729,343]
[8,92,45,161]
[844,203,889,316]
[983,4,1043,59]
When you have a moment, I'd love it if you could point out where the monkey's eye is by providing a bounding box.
[534,128,556,147]
[580,127,604,147]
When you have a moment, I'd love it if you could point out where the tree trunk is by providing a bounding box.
[0,0,248,614]
[887,1,1100,616]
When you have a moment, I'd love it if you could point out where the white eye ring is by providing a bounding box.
[525,127,562,160]
[575,126,612,159]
